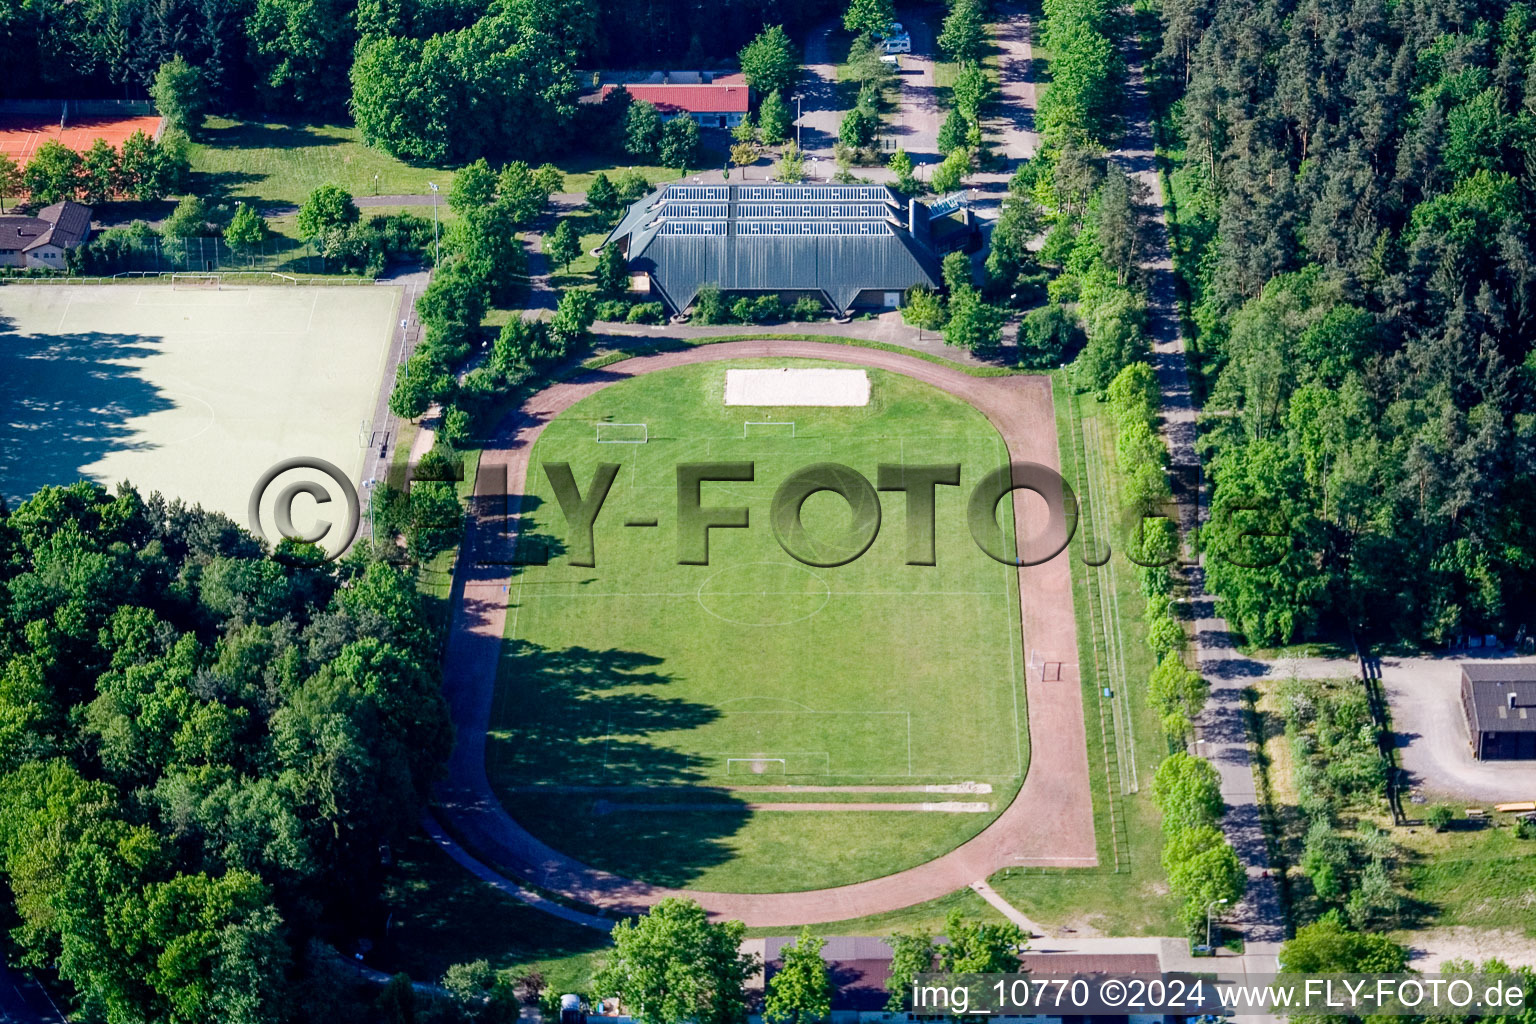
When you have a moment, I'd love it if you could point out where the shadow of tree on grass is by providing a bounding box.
[0,313,174,507]
[486,638,752,888]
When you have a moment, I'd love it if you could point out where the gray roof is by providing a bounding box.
[603,183,943,312]
[0,200,92,252]
[1462,667,1536,734]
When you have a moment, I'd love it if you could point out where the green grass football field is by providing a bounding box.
[485,359,1031,893]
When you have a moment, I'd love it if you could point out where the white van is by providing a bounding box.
[881,33,911,53]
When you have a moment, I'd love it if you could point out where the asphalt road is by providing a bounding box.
[0,957,62,1024]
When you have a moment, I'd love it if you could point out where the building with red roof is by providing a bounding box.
[595,82,750,129]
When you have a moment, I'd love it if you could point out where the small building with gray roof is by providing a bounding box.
[1460,663,1536,760]
[600,183,969,317]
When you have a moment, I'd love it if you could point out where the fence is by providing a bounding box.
[1,270,377,287]
[0,99,156,116]
[77,235,364,277]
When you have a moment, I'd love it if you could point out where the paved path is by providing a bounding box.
[1107,40,1286,955]
[432,340,1095,927]
[799,19,844,165]
[890,9,943,164]
[355,265,429,536]
[969,879,1045,935]
[986,5,1040,167]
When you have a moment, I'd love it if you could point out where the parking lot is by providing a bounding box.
[1378,655,1536,803]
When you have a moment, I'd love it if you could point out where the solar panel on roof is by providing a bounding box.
[735,220,888,235]
[659,221,727,235]
[735,202,889,219]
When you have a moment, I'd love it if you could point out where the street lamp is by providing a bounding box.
[1205,898,1229,951]
[792,91,804,149]
[427,181,441,266]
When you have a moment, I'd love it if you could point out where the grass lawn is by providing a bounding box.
[1397,825,1536,935]
[188,118,458,207]
[485,359,1029,893]
[984,375,1180,937]
[378,831,610,987]
[545,207,613,291]
[186,115,717,215]
[553,150,724,196]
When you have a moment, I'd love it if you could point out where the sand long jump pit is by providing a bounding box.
[724,367,870,406]
[0,284,400,547]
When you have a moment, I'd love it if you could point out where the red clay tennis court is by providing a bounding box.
[0,110,164,166]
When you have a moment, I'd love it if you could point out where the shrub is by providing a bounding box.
[789,296,824,320]
[595,299,631,321]
[625,301,666,324]
[730,296,757,322]
[692,285,728,323]
[1425,805,1455,832]
[1515,817,1536,840]
[1018,303,1080,367]
[752,294,784,322]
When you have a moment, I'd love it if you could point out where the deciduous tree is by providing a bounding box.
[151,56,208,134]
[595,898,759,1024]
[739,25,798,97]
[764,927,831,1024]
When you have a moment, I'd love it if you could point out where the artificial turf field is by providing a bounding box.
[0,283,398,546]
[486,359,1031,893]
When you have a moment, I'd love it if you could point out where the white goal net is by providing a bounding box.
[171,273,220,289]
[596,422,648,443]
[743,421,795,438]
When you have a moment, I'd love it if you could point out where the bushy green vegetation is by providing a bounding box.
[388,161,592,445]
[883,912,1025,1011]
[687,287,827,324]
[1038,0,1122,146]
[0,483,450,1022]
[22,130,189,205]
[1278,676,1400,929]
[1164,0,1536,646]
[1151,752,1245,938]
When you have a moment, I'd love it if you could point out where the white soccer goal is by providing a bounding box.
[743,420,795,438]
[171,273,220,290]
[595,422,648,443]
[725,757,787,776]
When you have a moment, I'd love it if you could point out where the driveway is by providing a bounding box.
[799,20,844,166]
[887,9,943,165]
[1377,655,1536,803]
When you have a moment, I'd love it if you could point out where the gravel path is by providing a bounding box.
[431,340,1095,927]
[1107,40,1286,954]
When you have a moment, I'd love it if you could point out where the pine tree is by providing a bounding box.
[594,243,627,295]
[587,171,619,219]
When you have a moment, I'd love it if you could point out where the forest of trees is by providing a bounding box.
[0,0,838,162]
[0,483,451,1022]
[1161,0,1536,645]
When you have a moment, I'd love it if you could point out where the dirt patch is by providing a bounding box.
[1404,927,1536,969]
